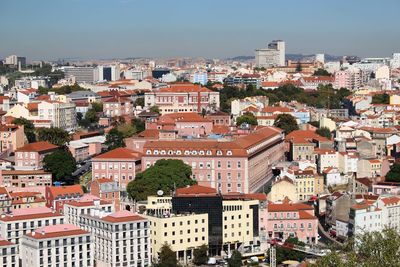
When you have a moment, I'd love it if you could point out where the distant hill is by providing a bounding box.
[228,54,342,62]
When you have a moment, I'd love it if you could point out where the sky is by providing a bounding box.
[1,0,399,61]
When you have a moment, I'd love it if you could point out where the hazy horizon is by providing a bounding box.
[1,0,399,61]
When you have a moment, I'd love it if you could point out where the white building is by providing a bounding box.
[0,207,64,245]
[315,54,325,64]
[79,210,151,267]
[0,238,19,267]
[255,40,285,68]
[96,65,120,82]
[338,151,358,175]
[189,72,208,85]
[349,200,382,240]
[20,224,93,267]
[391,53,400,69]
[38,100,76,131]
[376,196,400,231]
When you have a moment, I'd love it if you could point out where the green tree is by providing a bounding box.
[84,109,98,123]
[236,112,258,126]
[12,117,36,143]
[131,118,145,133]
[105,128,126,150]
[150,105,161,114]
[43,149,77,184]
[36,127,71,146]
[385,163,400,182]
[313,68,331,76]
[271,237,307,264]
[228,250,242,267]
[316,127,332,139]
[117,123,136,138]
[372,93,390,104]
[273,114,299,134]
[192,244,208,265]
[91,102,103,112]
[153,244,180,267]
[134,97,145,107]
[296,61,302,72]
[127,159,195,201]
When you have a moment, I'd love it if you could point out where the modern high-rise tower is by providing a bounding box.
[255,40,285,68]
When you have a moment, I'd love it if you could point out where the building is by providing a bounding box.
[189,72,208,85]
[38,100,76,131]
[255,40,285,68]
[45,185,84,214]
[267,198,318,244]
[348,201,382,239]
[96,65,120,82]
[0,124,25,155]
[14,141,59,170]
[20,224,93,267]
[268,176,298,203]
[67,135,105,163]
[92,148,142,191]
[4,55,26,68]
[63,67,96,83]
[103,97,134,118]
[0,238,19,267]
[0,207,64,244]
[141,126,285,193]
[9,191,46,210]
[64,195,114,226]
[286,130,332,161]
[0,169,52,188]
[144,83,220,115]
[88,178,121,211]
[0,187,11,214]
[293,169,324,201]
[79,210,150,267]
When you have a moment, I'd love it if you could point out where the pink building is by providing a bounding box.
[45,185,84,214]
[144,83,220,114]
[267,198,318,244]
[15,141,59,170]
[146,112,214,138]
[205,111,231,126]
[91,147,142,190]
[0,124,25,155]
[67,136,105,162]
[103,97,134,118]
[141,126,285,193]
[89,178,121,211]
[334,70,352,89]
[0,169,52,188]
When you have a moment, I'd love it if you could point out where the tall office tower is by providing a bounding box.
[255,40,285,68]
[96,65,121,82]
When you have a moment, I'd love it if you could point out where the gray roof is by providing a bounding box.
[67,90,99,99]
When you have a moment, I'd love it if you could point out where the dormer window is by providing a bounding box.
[227,150,232,156]
[176,150,182,155]
[199,151,205,156]
[160,150,166,155]
[153,150,159,155]
[146,150,151,155]
[217,150,223,156]
[184,150,190,155]
[168,150,174,155]
[192,151,197,155]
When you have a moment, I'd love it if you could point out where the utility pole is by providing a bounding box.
[270,245,276,267]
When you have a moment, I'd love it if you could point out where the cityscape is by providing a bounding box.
[1,1,400,267]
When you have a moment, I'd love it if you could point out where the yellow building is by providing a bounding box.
[390,94,400,105]
[294,170,324,201]
[268,176,298,203]
[147,213,209,263]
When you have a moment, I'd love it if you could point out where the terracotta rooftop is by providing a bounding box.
[93,147,142,160]
[15,141,59,153]
[0,207,62,222]
[101,211,146,223]
[47,185,84,198]
[175,185,218,197]
[25,224,89,239]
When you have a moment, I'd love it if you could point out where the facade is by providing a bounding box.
[63,67,96,83]
[0,187,11,214]
[14,142,59,170]
[293,170,324,201]
[88,178,121,211]
[92,148,142,191]
[0,238,18,267]
[67,135,105,163]
[0,170,52,188]
[103,97,134,118]
[0,124,25,155]
[255,40,285,68]
[38,100,76,131]
[144,83,220,115]
[79,210,150,267]
[0,207,64,244]
[20,224,93,267]
[267,198,318,244]
[142,126,285,193]
[189,72,208,85]
[45,185,84,214]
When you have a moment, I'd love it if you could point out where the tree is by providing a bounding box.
[313,68,331,76]
[316,127,332,139]
[91,102,103,112]
[127,159,195,201]
[372,93,390,104]
[117,123,136,138]
[227,250,242,267]
[105,128,126,150]
[273,114,299,134]
[296,61,302,72]
[385,163,400,182]
[43,149,77,184]
[134,97,144,107]
[84,109,98,124]
[192,244,208,265]
[37,127,71,146]
[153,244,179,267]
[314,228,400,267]
[131,118,145,133]
[271,237,307,264]
[12,117,36,143]
[236,112,258,126]
[150,105,160,114]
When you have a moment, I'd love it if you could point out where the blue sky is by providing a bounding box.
[1,0,399,60]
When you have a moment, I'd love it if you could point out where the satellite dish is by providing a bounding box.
[157,190,164,196]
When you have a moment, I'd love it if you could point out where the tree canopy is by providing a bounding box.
[316,127,332,139]
[43,149,77,184]
[105,127,126,150]
[12,117,36,143]
[192,244,208,265]
[127,159,195,201]
[134,97,145,107]
[153,244,180,267]
[385,163,400,182]
[314,228,400,267]
[36,127,71,146]
[236,112,258,126]
[313,68,331,76]
[150,105,161,114]
[269,237,307,264]
[131,118,145,133]
[227,250,242,267]
[273,114,299,134]
[372,93,390,104]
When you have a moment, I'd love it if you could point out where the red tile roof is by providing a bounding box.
[93,147,142,160]
[175,185,218,197]
[47,185,84,198]
[298,210,317,219]
[0,239,14,247]
[286,130,330,144]
[25,224,89,239]
[268,202,313,212]
[158,113,211,124]
[158,84,212,93]
[101,211,146,223]
[15,141,59,153]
